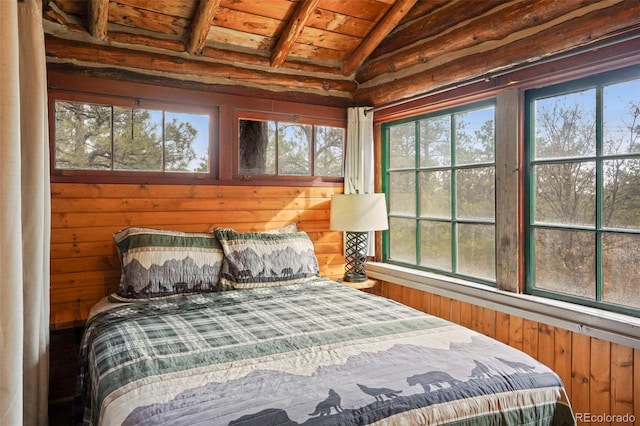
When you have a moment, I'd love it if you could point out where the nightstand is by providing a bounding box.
[339,278,378,290]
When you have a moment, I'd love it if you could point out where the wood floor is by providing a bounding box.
[49,328,81,426]
[49,401,73,426]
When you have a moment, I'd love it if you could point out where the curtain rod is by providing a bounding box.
[365,29,640,115]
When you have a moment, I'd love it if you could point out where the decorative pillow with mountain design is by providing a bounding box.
[111,227,224,302]
[214,228,320,290]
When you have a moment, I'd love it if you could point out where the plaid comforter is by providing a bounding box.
[75,278,575,425]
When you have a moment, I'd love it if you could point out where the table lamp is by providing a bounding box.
[330,193,388,282]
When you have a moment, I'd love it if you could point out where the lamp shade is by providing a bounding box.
[330,193,388,232]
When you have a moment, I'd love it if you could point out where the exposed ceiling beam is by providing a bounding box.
[186,0,222,55]
[88,0,109,40]
[271,0,321,68]
[45,36,357,97]
[341,0,418,76]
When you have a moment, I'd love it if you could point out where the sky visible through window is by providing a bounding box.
[149,110,210,171]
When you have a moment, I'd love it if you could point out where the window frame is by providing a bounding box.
[372,40,640,325]
[233,111,346,183]
[524,64,640,317]
[49,91,219,183]
[48,71,347,187]
[381,99,497,286]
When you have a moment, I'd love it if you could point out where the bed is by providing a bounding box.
[74,226,576,426]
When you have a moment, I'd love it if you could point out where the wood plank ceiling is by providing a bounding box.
[42,0,640,107]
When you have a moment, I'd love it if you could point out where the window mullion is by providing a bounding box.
[275,122,280,175]
[110,106,115,171]
[525,99,536,292]
[161,111,166,172]
[381,126,390,261]
[311,125,315,177]
[595,85,604,302]
[450,113,458,274]
[415,121,421,266]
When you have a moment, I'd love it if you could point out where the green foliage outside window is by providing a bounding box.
[238,119,344,177]
[54,101,209,173]
[381,66,640,317]
[383,101,496,284]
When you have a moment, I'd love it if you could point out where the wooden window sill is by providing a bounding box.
[367,262,640,349]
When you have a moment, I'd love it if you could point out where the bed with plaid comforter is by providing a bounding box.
[74,277,575,425]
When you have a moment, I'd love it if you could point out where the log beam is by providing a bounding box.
[43,1,69,26]
[355,0,640,106]
[45,36,356,97]
[271,0,321,68]
[88,0,109,40]
[369,0,504,59]
[41,21,342,77]
[341,0,418,76]
[186,0,222,55]
[356,0,604,84]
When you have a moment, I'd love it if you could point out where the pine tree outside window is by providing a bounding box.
[54,101,210,174]
[382,100,496,285]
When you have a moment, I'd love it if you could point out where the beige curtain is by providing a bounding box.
[0,0,51,425]
[344,107,374,195]
[344,107,376,255]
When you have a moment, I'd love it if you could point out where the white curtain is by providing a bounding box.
[344,107,374,195]
[344,107,376,255]
[0,0,51,425]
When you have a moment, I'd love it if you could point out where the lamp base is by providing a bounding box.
[343,231,368,283]
[343,271,368,283]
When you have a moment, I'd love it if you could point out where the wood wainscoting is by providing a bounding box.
[50,182,344,329]
[367,281,639,425]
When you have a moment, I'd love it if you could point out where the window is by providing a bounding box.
[53,100,211,175]
[238,118,344,179]
[525,66,640,315]
[382,101,496,284]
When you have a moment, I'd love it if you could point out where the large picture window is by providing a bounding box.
[525,66,640,315]
[53,99,211,175]
[383,101,496,284]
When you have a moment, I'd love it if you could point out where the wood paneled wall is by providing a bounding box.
[368,280,639,425]
[50,182,343,328]
[50,181,640,423]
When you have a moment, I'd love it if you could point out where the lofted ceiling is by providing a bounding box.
[42,0,640,107]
